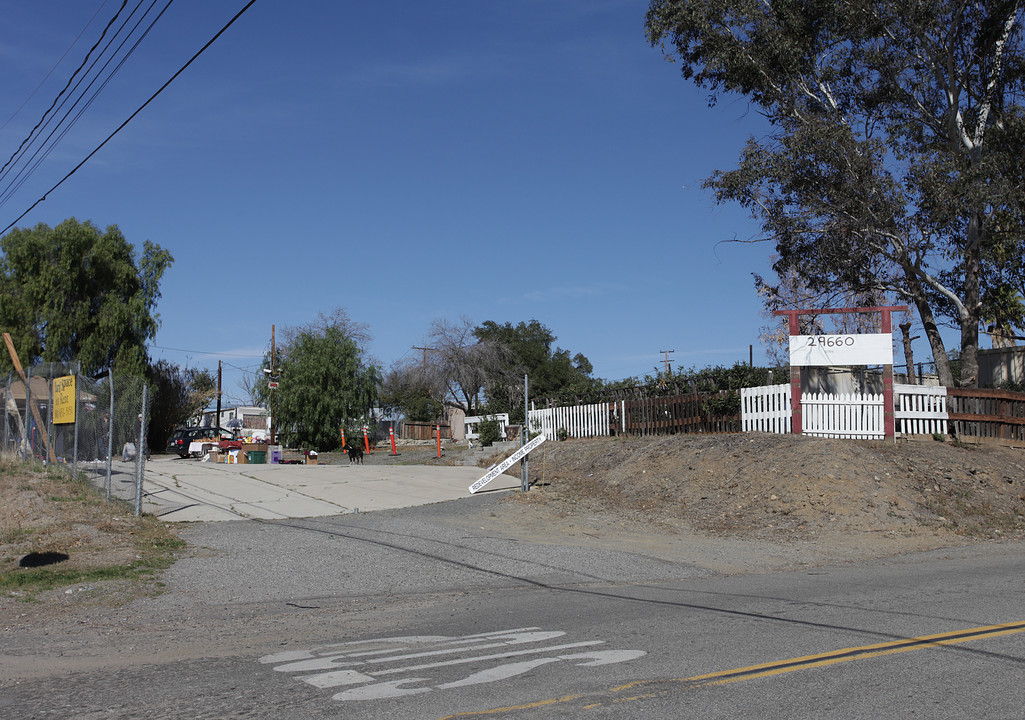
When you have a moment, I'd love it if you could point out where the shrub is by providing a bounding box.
[478,419,501,447]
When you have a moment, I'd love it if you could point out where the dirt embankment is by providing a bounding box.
[482,433,1025,570]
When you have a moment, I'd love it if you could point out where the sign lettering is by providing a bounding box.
[789,333,893,367]
[469,433,546,493]
[52,375,76,424]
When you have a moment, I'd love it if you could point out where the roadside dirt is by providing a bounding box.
[474,433,1025,573]
[3,433,1024,619]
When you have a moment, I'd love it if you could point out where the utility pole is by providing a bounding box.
[270,324,276,445]
[216,360,222,427]
[658,349,674,390]
[660,349,675,376]
[412,345,442,424]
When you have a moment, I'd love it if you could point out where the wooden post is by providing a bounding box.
[881,308,895,440]
[2,333,56,462]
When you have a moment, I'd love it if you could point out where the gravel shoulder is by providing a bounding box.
[3,433,1024,626]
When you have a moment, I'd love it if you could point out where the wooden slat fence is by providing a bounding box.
[622,392,741,436]
[529,390,742,439]
[401,422,451,441]
[947,388,1025,445]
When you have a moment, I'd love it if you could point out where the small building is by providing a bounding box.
[198,405,269,440]
[979,346,1025,387]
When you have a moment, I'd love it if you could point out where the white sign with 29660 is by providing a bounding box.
[789,333,894,367]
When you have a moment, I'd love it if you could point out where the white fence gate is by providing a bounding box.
[802,391,884,439]
[740,384,950,439]
[528,401,624,440]
[741,384,792,433]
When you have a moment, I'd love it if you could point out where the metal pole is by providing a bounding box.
[521,374,529,493]
[135,384,148,516]
[47,365,54,465]
[72,364,80,479]
[106,368,114,500]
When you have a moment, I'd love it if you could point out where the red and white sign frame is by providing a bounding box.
[773,306,907,439]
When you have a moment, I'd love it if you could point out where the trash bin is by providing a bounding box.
[269,447,282,464]
[246,450,267,464]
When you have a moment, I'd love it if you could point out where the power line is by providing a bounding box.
[2,0,259,234]
[0,0,112,133]
[0,0,173,207]
[148,343,263,358]
[0,0,131,181]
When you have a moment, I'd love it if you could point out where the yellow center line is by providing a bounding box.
[437,621,1025,719]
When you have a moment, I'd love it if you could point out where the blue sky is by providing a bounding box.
[0,0,788,403]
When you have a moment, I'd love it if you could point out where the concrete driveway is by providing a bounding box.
[134,455,517,522]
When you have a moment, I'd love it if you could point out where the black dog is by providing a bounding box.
[346,445,364,464]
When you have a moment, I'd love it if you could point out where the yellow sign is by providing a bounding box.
[53,375,76,424]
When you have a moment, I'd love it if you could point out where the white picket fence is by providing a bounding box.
[530,384,951,442]
[894,385,949,436]
[802,391,884,439]
[528,401,624,440]
[741,384,792,433]
[741,384,949,439]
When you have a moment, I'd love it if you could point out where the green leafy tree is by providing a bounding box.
[380,361,445,422]
[473,319,596,420]
[646,0,1025,387]
[147,361,217,450]
[266,323,380,450]
[0,218,172,376]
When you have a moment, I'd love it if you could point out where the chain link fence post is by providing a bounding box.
[106,367,114,500]
[134,384,148,516]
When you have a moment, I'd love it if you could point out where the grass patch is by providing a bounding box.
[0,454,184,600]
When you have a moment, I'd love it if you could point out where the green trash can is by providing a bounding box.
[246,450,267,464]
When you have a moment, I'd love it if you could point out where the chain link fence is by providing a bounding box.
[1,363,151,514]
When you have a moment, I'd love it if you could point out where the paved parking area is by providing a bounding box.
[103,455,517,522]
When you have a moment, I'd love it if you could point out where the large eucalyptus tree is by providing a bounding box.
[647,0,1025,386]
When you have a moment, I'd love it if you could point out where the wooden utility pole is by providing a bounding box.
[658,349,674,390]
[3,332,56,462]
[216,360,222,425]
[659,349,675,375]
[270,324,276,445]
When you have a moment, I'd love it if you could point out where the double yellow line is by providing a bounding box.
[440,621,1025,718]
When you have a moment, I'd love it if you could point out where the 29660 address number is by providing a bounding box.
[806,335,856,348]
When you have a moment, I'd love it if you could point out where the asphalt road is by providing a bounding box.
[3,495,1024,719]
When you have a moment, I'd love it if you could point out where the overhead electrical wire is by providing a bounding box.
[2,0,259,234]
[148,343,264,358]
[0,0,112,133]
[0,0,173,207]
[0,0,130,181]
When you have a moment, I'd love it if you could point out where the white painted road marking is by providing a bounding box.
[260,627,646,702]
